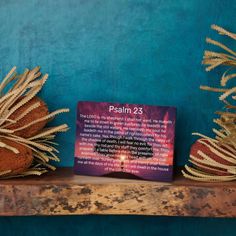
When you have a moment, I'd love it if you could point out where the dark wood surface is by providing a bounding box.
[0,167,235,217]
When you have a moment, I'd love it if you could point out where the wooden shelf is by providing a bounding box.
[0,167,235,217]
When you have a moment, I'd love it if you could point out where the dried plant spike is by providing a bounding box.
[0,141,19,153]
[0,66,17,94]
[211,24,236,40]
[7,97,49,138]
[0,139,33,176]
[205,38,236,57]
[183,25,236,182]
[0,66,69,178]
[221,68,236,86]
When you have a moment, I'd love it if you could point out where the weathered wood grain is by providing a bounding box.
[0,168,235,217]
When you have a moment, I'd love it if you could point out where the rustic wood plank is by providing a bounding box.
[0,168,235,217]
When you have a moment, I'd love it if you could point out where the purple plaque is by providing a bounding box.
[74,101,176,182]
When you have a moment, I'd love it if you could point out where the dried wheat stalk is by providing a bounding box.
[182,25,236,181]
[0,66,69,178]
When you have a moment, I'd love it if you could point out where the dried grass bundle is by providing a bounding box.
[182,25,236,181]
[0,66,69,178]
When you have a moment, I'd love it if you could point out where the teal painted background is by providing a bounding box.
[0,0,236,235]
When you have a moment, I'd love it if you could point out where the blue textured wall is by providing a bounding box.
[0,0,236,235]
[1,0,235,167]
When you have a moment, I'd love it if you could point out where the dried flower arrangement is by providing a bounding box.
[0,66,69,178]
[182,25,236,182]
